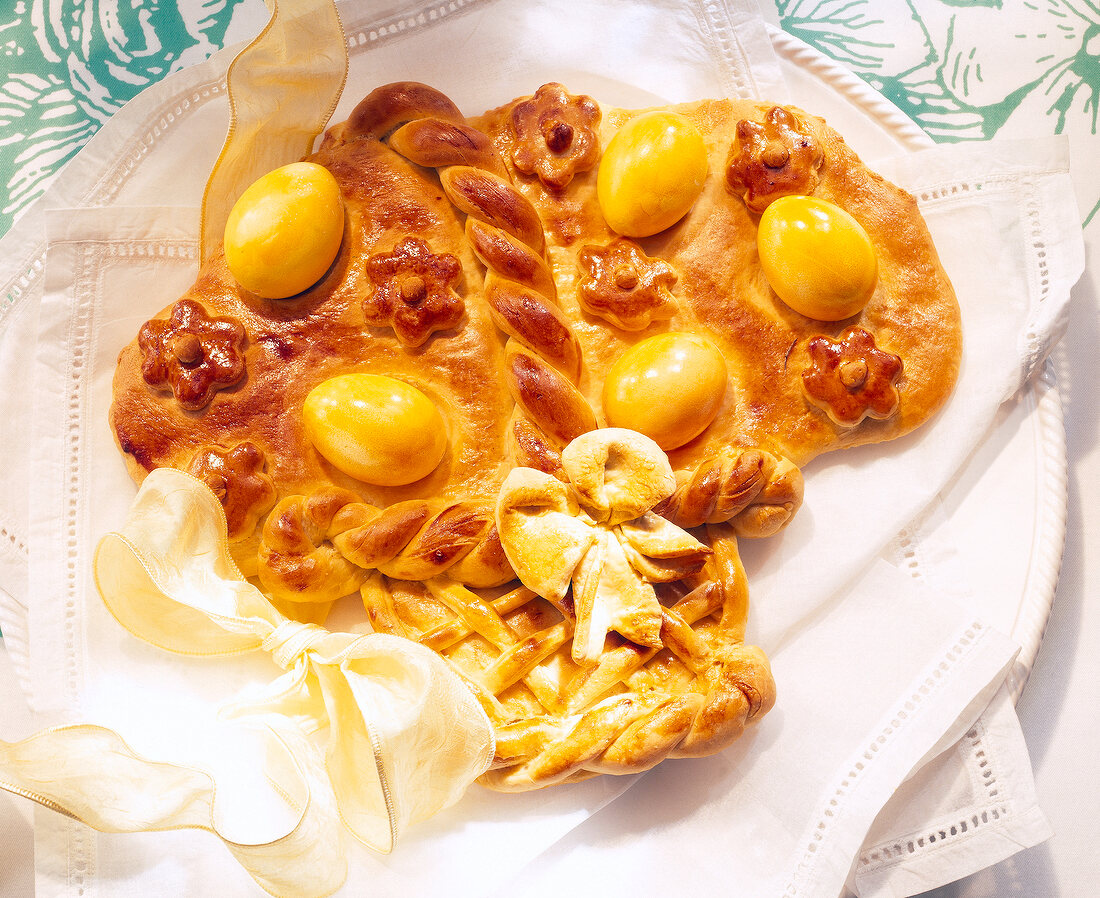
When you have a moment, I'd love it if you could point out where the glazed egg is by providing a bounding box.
[757,195,877,321]
[603,333,727,450]
[224,161,344,299]
[597,111,709,238]
[303,374,447,486]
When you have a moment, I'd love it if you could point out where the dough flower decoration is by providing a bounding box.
[726,105,824,213]
[496,428,711,664]
[802,327,904,426]
[186,441,277,541]
[577,238,679,330]
[511,82,601,190]
[138,298,246,410]
[364,236,464,347]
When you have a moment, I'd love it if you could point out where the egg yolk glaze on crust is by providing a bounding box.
[110,82,960,791]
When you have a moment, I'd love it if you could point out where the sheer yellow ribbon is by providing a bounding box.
[200,0,349,263]
[0,3,472,890]
[0,468,495,897]
[0,720,346,897]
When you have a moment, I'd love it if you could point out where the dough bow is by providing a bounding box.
[496,428,712,663]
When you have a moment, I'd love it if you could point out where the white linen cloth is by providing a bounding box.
[0,0,1084,895]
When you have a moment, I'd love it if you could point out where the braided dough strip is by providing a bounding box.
[257,489,515,605]
[257,488,368,605]
[253,446,796,606]
[658,447,805,538]
[350,82,596,473]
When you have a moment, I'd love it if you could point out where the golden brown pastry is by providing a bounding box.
[470,88,961,472]
[109,81,960,790]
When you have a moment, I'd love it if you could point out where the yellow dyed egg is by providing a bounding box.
[597,111,709,238]
[603,333,727,450]
[757,195,877,321]
[224,161,344,299]
[303,374,447,486]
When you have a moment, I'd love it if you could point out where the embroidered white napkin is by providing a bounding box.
[0,0,1084,896]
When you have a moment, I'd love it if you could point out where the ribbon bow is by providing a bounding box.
[1,467,494,897]
[0,1,494,892]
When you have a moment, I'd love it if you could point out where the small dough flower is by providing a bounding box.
[187,441,277,541]
[511,82,601,190]
[364,236,464,347]
[496,428,711,664]
[726,106,824,213]
[138,298,246,410]
[802,327,903,426]
[578,238,678,331]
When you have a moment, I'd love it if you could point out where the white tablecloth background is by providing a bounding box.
[0,1,1095,896]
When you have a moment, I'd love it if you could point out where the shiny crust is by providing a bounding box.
[335,498,511,586]
[111,82,960,790]
[258,488,368,605]
[802,326,904,426]
[111,88,515,509]
[656,447,804,537]
[726,105,825,212]
[510,82,601,189]
[577,238,679,331]
[471,95,961,469]
[505,343,596,445]
[137,298,246,410]
[186,441,277,540]
[259,491,514,604]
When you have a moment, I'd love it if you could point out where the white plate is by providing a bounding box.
[0,10,1064,896]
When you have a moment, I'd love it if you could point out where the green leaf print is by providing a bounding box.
[937,0,1002,8]
[0,0,248,236]
[776,0,935,74]
[775,0,1100,230]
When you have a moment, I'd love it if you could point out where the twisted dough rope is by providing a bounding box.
[658,447,805,539]
[256,487,514,606]
[344,82,595,477]
[253,444,803,608]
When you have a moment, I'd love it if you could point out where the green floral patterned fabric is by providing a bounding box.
[0,0,1096,237]
[0,0,248,236]
[776,0,1099,227]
